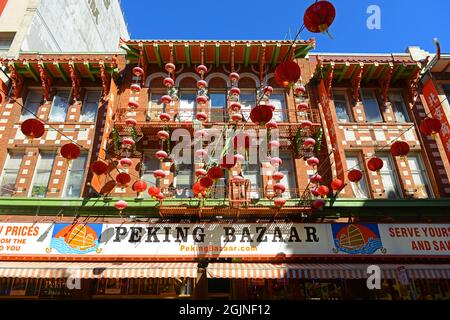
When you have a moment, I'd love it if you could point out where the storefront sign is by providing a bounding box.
[0,223,449,258]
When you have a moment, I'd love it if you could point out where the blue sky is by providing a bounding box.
[121,0,449,54]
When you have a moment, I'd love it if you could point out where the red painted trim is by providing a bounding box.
[0,0,7,15]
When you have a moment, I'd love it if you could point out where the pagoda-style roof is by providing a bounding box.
[430,53,450,74]
[122,39,316,67]
[1,53,119,82]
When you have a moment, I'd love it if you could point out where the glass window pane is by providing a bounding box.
[142,150,160,198]
[270,93,287,122]
[0,152,23,196]
[240,92,256,121]
[279,152,296,198]
[80,91,101,122]
[30,152,55,198]
[332,91,350,122]
[63,154,87,198]
[148,93,164,120]
[179,93,196,121]
[346,156,369,199]
[21,90,42,121]
[389,93,409,123]
[407,155,431,198]
[362,89,382,122]
[49,90,70,122]
[210,93,227,122]
[379,156,401,199]
[243,163,260,199]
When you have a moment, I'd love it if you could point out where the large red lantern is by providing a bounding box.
[60,143,80,160]
[116,172,131,187]
[200,176,214,188]
[312,199,326,210]
[132,180,147,193]
[153,169,166,179]
[304,0,336,34]
[21,119,45,139]
[390,141,410,158]
[331,179,344,191]
[148,186,161,198]
[317,185,329,198]
[272,171,284,181]
[273,183,286,194]
[274,60,301,88]
[91,159,109,175]
[367,157,384,173]
[192,182,206,198]
[348,169,363,183]
[250,105,273,125]
[207,166,224,180]
[420,117,441,138]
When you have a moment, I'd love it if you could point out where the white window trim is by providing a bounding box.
[62,154,86,198]
[378,154,403,199]
[361,89,384,123]
[48,88,72,122]
[80,89,102,123]
[409,153,434,198]
[332,89,353,122]
[388,91,410,123]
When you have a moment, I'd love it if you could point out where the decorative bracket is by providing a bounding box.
[68,61,81,102]
[379,63,393,104]
[99,61,110,100]
[37,61,52,102]
[407,64,421,103]
[7,63,23,100]
[324,62,334,99]
[351,63,364,103]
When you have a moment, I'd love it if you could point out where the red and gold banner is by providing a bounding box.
[422,79,450,162]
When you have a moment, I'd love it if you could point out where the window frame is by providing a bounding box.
[345,153,370,199]
[28,151,55,198]
[20,89,43,121]
[239,89,257,122]
[178,90,197,122]
[80,89,102,123]
[377,153,403,199]
[408,153,434,199]
[360,88,384,123]
[332,89,353,123]
[208,90,228,123]
[388,91,410,123]
[48,88,72,123]
[269,90,288,122]
[62,152,88,198]
[0,151,23,197]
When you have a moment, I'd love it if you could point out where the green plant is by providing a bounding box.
[314,128,323,154]
[111,127,120,154]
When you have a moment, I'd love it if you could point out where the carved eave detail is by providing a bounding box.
[379,63,394,104]
[69,61,81,102]
[37,61,52,102]
[7,63,24,100]
[99,61,110,100]
[407,65,421,103]
[351,63,364,103]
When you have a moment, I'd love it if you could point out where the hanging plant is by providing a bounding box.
[293,128,304,158]
[130,126,139,155]
[111,128,121,154]
[314,128,323,154]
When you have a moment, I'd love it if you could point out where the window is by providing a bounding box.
[361,89,383,123]
[0,152,23,196]
[389,92,409,123]
[345,155,369,199]
[408,154,432,198]
[178,92,196,121]
[240,92,256,121]
[0,33,14,52]
[209,92,227,122]
[20,90,42,121]
[270,93,287,122]
[279,152,297,198]
[80,90,101,122]
[63,153,87,198]
[243,162,261,199]
[174,162,193,198]
[142,150,160,198]
[378,155,402,199]
[30,152,55,198]
[49,90,71,122]
[332,90,352,122]
[147,92,164,121]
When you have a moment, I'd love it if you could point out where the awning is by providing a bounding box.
[0,262,198,279]
[206,263,450,280]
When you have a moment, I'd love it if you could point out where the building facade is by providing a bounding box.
[0,0,129,57]
[0,39,448,300]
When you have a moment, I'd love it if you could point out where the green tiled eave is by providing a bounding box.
[0,198,449,218]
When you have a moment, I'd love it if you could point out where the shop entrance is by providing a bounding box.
[207,278,231,299]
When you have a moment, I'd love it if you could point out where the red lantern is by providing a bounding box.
[317,185,329,197]
[157,130,170,140]
[229,72,240,82]
[192,182,206,198]
[165,63,176,73]
[233,133,251,150]
[119,157,132,168]
[161,95,172,104]
[207,166,224,180]
[304,0,336,34]
[266,120,278,129]
[311,188,319,197]
[130,84,141,93]
[163,77,174,87]
[196,112,208,122]
[159,113,171,122]
[60,143,80,160]
[230,102,242,112]
[121,137,135,146]
[155,150,168,161]
[269,140,280,149]
[420,117,441,138]
[294,85,306,96]
[274,60,301,88]
[331,179,345,191]
[231,113,242,122]
[297,102,309,112]
[21,119,45,139]
[114,200,128,211]
[133,67,144,77]
[229,87,241,96]
[348,169,363,183]
[196,96,208,104]
[132,180,147,193]
[310,174,322,184]
[153,169,166,179]
[156,192,165,201]
[197,80,208,89]
[272,171,284,181]
[312,199,326,210]
[274,198,286,207]
[91,160,109,175]
[390,141,410,158]
[196,65,208,75]
[263,86,273,95]
[125,118,137,127]
[116,172,131,187]
[148,186,161,198]
[195,169,207,177]
[367,157,384,173]
[307,157,320,167]
[220,154,237,170]
[270,157,282,167]
[303,137,316,148]
[200,176,213,188]
[300,120,313,129]
[273,183,286,194]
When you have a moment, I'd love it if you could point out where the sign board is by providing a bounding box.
[0,223,449,258]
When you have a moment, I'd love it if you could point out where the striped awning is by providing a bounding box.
[0,262,198,279]
[206,263,450,280]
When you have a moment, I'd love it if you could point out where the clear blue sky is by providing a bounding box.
[121,0,449,54]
